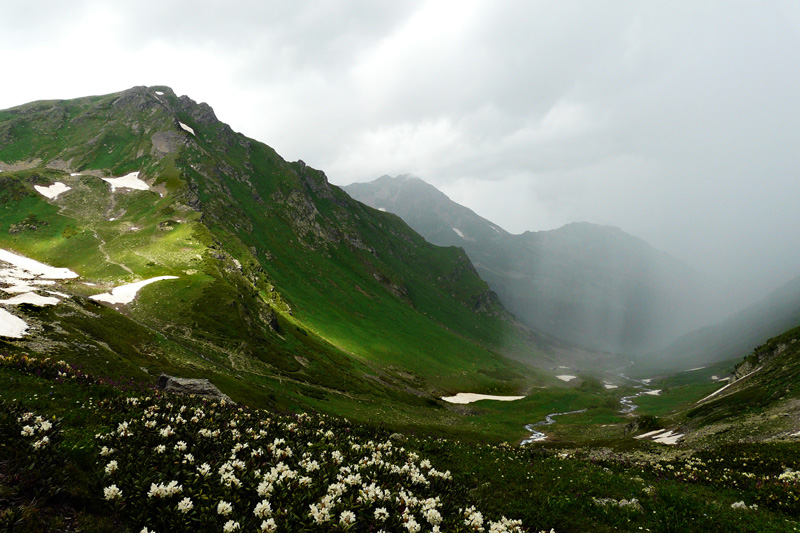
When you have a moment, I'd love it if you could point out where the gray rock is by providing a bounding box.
[157,374,234,403]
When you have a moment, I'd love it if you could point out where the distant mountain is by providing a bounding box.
[0,87,547,417]
[345,175,719,355]
[644,275,800,372]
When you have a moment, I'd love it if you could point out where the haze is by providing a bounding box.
[2,1,798,301]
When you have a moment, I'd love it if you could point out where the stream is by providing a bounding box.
[521,375,658,443]
[521,409,587,444]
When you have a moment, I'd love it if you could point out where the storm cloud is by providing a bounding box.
[2,0,799,301]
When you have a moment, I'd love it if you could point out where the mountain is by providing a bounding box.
[344,175,719,355]
[643,275,800,372]
[0,86,548,421]
[678,322,800,444]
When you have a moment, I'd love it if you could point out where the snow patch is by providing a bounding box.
[452,227,465,238]
[440,393,525,405]
[686,367,705,372]
[653,431,684,445]
[635,429,684,445]
[34,182,71,199]
[0,292,60,306]
[179,122,195,135]
[0,308,27,338]
[103,172,149,192]
[0,249,78,279]
[90,276,178,305]
[644,389,662,396]
[377,207,386,212]
[556,375,577,382]
[155,91,164,96]
[604,383,618,390]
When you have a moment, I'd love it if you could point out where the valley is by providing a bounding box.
[1,86,799,531]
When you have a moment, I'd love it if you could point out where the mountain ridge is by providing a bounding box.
[0,86,549,423]
[344,175,723,355]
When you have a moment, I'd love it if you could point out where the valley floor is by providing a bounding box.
[2,353,800,532]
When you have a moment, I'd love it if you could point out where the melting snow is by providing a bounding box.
[34,182,71,199]
[0,249,78,279]
[378,207,386,212]
[557,375,577,382]
[604,383,618,390]
[686,367,705,371]
[90,276,178,305]
[452,227,465,238]
[440,393,525,404]
[644,389,662,396]
[0,249,79,337]
[102,172,150,192]
[0,308,27,338]
[635,428,684,445]
[179,122,195,135]
[0,292,60,306]
[155,91,164,96]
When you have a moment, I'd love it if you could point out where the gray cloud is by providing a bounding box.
[1,0,799,300]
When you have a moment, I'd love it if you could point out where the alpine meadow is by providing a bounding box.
[2,86,800,533]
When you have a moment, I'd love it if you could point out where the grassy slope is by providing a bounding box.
[0,87,553,440]
[2,355,799,533]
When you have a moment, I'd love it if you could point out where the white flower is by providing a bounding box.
[154,444,166,454]
[21,426,34,437]
[103,484,122,500]
[254,500,272,518]
[105,460,118,475]
[99,446,114,456]
[177,497,194,513]
[260,518,277,532]
[340,510,356,526]
[404,516,421,532]
[197,462,212,477]
[175,440,187,451]
[222,520,240,532]
[217,501,233,515]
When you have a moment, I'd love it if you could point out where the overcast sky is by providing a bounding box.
[2,1,799,299]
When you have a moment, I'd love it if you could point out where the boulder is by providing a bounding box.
[157,374,234,403]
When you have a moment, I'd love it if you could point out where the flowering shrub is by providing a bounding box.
[95,395,527,532]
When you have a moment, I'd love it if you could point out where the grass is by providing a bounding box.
[2,354,800,533]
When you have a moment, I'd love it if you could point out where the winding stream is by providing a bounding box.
[521,409,587,444]
[521,374,661,443]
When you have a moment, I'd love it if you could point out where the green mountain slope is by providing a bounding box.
[0,86,548,426]
[677,323,800,444]
[344,175,718,355]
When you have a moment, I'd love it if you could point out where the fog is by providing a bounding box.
[2,1,799,303]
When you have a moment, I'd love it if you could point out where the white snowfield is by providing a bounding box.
[0,249,80,338]
[0,308,27,338]
[635,428,685,445]
[179,122,195,135]
[34,181,71,199]
[557,375,577,382]
[102,171,150,192]
[90,276,178,305]
[440,393,525,404]
[0,292,60,306]
[0,249,78,279]
[452,227,465,238]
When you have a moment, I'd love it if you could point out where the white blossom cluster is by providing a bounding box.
[17,411,57,450]
[96,395,529,532]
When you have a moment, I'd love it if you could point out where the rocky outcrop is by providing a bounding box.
[157,374,234,403]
